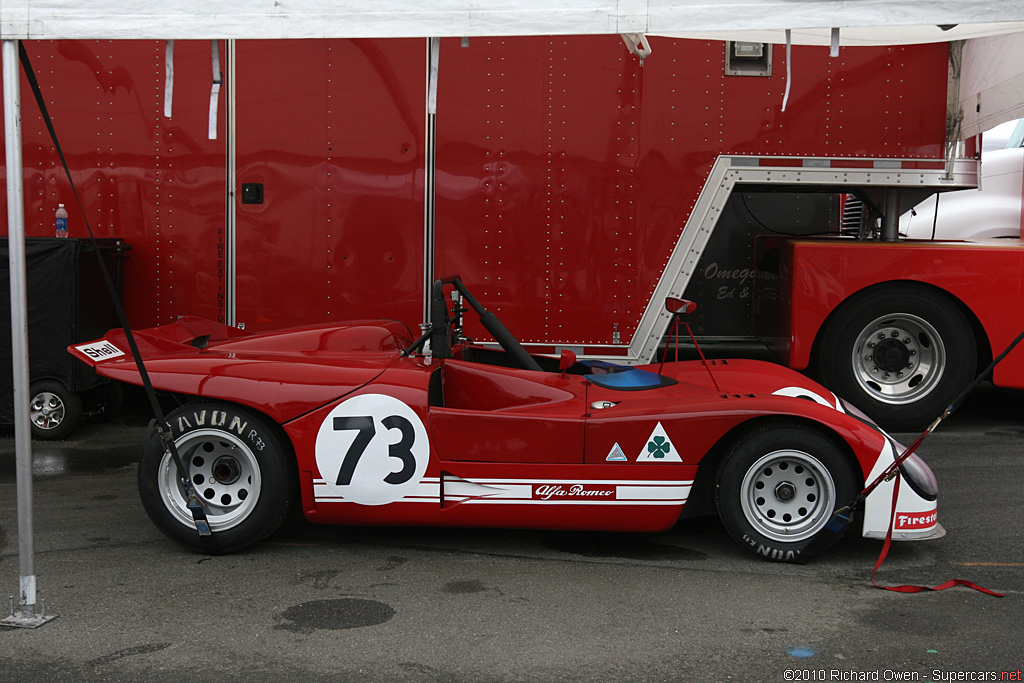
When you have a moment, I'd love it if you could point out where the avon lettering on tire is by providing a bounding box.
[138,402,298,554]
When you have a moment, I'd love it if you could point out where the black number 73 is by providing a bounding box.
[332,415,416,486]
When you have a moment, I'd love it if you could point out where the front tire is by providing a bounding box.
[138,402,298,553]
[816,285,976,431]
[716,425,858,562]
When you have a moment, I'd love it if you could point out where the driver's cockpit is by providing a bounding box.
[451,347,676,390]
[415,278,677,401]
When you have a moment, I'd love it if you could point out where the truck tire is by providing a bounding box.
[29,379,82,440]
[716,424,857,562]
[816,285,976,432]
[138,402,299,554]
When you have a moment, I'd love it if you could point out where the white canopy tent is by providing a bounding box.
[0,1,1022,41]
[2,2,1023,149]
[4,0,1024,627]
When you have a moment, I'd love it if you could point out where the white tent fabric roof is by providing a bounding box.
[2,0,1024,41]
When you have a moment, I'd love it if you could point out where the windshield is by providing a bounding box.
[582,360,678,391]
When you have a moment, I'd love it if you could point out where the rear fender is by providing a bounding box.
[68,319,397,423]
[69,317,250,367]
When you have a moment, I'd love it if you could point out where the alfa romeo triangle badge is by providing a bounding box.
[605,443,627,461]
[636,422,681,462]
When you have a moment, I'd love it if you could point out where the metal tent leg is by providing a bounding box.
[1,38,58,630]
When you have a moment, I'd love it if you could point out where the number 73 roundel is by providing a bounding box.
[315,394,430,505]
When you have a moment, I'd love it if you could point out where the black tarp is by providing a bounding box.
[0,237,127,424]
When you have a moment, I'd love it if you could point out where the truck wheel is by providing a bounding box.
[138,402,298,554]
[716,425,857,562]
[816,285,976,432]
[29,379,82,440]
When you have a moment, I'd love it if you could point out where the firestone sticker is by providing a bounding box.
[896,510,938,530]
[315,394,429,506]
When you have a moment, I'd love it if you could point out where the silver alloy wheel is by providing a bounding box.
[157,428,262,531]
[739,449,837,543]
[30,390,65,431]
[851,312,945,405]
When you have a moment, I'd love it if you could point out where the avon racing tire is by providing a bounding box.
[138,402,298,554]
[716,424,858,562]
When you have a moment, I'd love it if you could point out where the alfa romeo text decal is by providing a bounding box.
[315,394,429,506]
[535,484,615,500]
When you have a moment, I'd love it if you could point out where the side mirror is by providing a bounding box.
[666,297,697,315]
[559,349,577,377]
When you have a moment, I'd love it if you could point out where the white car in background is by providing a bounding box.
[901,119,1024,241]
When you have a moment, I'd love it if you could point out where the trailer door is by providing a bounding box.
[233,39,426,332]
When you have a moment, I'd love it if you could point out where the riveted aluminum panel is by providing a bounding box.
[232,39,425,332]
[1,40,227,328]
[434,37,949,350]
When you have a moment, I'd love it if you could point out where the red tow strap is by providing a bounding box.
[870,472,1004,597]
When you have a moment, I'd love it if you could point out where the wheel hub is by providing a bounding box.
[740,450,836,543]
[774,481,796,502]
[30,393,65,428]
[212,455,242,485]
[872,337,911,373]
[852,313,945,405]
[158,429,261,532]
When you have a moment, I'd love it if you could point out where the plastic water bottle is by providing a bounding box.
[55,204,68,238]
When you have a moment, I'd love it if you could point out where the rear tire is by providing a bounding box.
[716,425,858,562]
[138,402,298,554]
[816,285,976,431]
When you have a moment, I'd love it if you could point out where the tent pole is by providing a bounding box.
[422,37,439,325]
[1,38,57,629]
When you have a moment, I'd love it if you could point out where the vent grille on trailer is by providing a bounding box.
[840,194,865,235]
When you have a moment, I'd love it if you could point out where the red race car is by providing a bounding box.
[70,277,942,561]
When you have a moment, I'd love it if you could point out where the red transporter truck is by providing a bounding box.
[1,35,1015,430]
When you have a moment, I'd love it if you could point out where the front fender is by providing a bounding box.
[767,387,943,542]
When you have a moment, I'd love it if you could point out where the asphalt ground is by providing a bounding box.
[0,385,1021,682]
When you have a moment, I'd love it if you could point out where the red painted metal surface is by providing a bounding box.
[69,317,416,423]
[74,310,897,533]
[431,360,587,463]
[233,39,426,332]
[1,40,226,327]
[777,238,1024,388]
[274,352,887,530]
[433,37,948,346]
[4,37,956,360]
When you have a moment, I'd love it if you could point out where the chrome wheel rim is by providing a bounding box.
[740,450,836,543]
[30,391,65,431]
[851,313,945,405]
[158,429,262,531]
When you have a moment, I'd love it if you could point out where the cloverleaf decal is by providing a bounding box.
[647,436,671,459]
